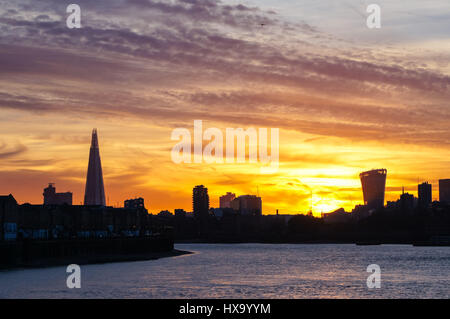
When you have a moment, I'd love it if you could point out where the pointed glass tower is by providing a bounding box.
[84,129,106,206]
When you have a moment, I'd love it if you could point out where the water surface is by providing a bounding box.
[1,243,449,298]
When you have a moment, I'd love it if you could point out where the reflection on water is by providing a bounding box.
[1,244,449,298]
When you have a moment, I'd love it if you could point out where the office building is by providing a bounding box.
[220,192,236,208]
[418,182,432,208]
[439,179,450,204]
[230,195,262,216]
[43,183,72,205]
[193,185,209,219]
[0,194,18,241]
[84,129,106,206]
[360,169,387,210]
[124,197,145,209]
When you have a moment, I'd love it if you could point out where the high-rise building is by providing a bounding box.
[399,189,415,212]
[359,169,387,210]
[230,195,262,216]
[43,183,72,205]
[219,192,236,208]
[439,179,450,204]
[84,129,106,206]
[418,182,432,207]
[193,185,209,219]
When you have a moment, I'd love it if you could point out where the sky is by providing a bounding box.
[0,0,449,215]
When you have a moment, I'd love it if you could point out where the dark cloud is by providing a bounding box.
[127,0,275,28]
[0,143,27,159]
[0,0,449,149]
[1,2,448,97]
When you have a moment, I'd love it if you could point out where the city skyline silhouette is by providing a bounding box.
[0,1,449,215]
[1,128,449,217]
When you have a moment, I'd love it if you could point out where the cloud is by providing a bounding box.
[1,1,450,179]
[0,143,27,159]
[1,0,448,106]
[127,0,277,28]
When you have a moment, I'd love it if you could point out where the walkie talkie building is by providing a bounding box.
[359,169,387,210]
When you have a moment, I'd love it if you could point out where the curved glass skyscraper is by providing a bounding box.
[360,169,387,210]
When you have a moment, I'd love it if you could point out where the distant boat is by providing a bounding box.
[355,241,381,246]
[413,236,450,247]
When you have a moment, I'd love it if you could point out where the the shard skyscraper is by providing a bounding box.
[84,129,106,206]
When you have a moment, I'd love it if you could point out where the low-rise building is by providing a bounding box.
[43,183,72,205]
[322,208,352,224]
[0,194,18,241]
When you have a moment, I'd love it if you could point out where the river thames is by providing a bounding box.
[1,244,449,298]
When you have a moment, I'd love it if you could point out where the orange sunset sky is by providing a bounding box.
[1,0,449,216]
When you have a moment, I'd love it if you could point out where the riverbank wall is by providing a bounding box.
[0,236,174,269]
